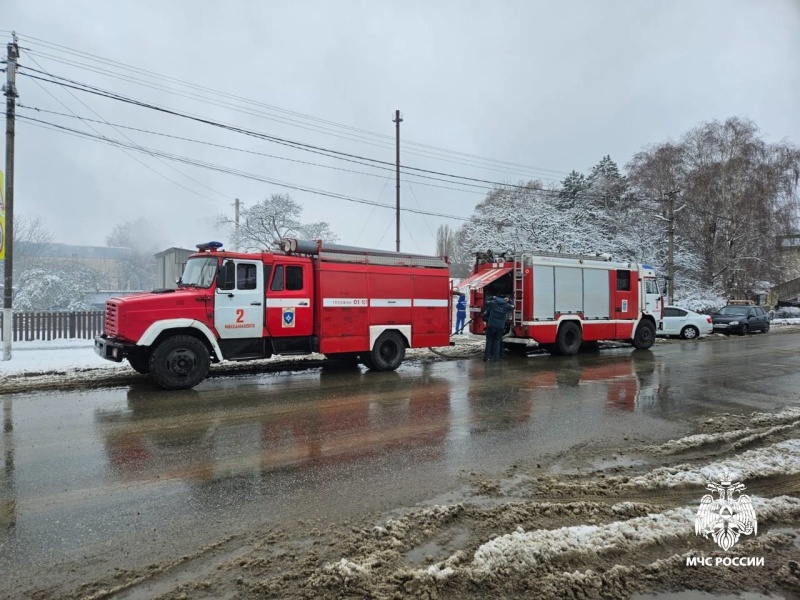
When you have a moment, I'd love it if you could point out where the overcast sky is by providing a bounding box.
[4,0,800,254]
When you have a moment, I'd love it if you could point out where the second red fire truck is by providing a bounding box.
[455,250,664,354]
[95,239,452,390]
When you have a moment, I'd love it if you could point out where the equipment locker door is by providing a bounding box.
[266,263,313,338]
[613,269,637,337]
[214,259,264,339]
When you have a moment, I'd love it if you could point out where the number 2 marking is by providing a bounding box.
[235,308,244,323]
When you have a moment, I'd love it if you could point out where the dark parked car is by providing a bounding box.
[711,305,771,335]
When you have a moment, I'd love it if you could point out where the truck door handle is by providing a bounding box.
[250,301,262,306]
[298,301,308,306]
[227,293,234,298]
[615,307,622,312]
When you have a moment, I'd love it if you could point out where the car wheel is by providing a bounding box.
[739,324,749,336]
[555,322,582,356]
[367,331,406,371]
[680,325,699,340]
[632,320,656,349]
[763,323,770,333]
[149,335,210,390]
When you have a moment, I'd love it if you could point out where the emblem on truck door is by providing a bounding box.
[282,307,296,327]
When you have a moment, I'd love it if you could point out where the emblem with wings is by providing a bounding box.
[695,472,757,551]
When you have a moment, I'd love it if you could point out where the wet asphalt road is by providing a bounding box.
[1,332,799,595]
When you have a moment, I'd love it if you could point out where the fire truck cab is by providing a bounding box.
[95,240,452,390]
[456,250,663,354]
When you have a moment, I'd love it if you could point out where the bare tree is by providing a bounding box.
[435,224,454,257]
[106,217,165,290]
[218,193,337,251]
[627,117,800,296]
[12,215,55,268]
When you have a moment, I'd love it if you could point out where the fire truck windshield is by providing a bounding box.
[179,257,218,288]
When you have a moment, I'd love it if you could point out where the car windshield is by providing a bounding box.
[180,257,218,288]
[718,306,749,316]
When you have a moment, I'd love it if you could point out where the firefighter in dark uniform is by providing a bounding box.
[483,295,514,361]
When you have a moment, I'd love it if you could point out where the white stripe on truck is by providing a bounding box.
[320,298,448,308]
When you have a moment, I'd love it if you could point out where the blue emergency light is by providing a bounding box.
[196,241,224,251]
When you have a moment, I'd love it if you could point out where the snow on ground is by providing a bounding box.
[772,317,800,325]
[0,338,127,376]
[457,496,800,577]
[324,496,800,583]
[645,407,800,454]
[624,439,800,489]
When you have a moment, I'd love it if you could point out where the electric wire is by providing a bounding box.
[17,105,488,196]
[22,51,229,204]
[18,115,472,221]
[17,34,570,179]
[18,68,627,203]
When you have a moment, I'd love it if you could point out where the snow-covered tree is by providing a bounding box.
[218,193,337,251]
[626,117,800,297]
[557,170,587,208]
[585,155,628,210]
[456,182,618,257]
[14,264,107,311]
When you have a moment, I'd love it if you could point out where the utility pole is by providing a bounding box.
[234,198,240,251]
[2,34,18,361]
[393,110,402,252]
[665,189,679,305]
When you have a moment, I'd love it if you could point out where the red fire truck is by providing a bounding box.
[455,250,663,354]
[95,239,452,390]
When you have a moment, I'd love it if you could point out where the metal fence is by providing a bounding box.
[0,311,105,341]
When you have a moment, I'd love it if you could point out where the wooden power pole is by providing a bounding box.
[3,34,18,361]
[393,110,402,252]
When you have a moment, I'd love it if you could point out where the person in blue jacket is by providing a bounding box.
[483,295,514,361]
[454,293,467,335]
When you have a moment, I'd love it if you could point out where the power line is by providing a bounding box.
[17,33,570,179]
[17,69,617,202]
[17,104,488,195]
[18,115,472,222]
[21,52,229,204]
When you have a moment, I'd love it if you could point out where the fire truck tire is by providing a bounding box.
[127,353,151,374]
[149,335,210,390]
[367,331,406,371]
[632,320,656,349]
[555,322,582,356]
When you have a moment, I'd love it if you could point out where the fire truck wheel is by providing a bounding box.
[555,322,582,356]
[127,353,151,374]
[632,320,656,349]
[149,335,210,390]
[368,331,406,371]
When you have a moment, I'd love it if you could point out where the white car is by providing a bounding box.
[658,306,713,339]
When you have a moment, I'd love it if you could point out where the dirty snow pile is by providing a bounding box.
[625,439,800,489]
[646,407,800,454]
[447,496,800,577]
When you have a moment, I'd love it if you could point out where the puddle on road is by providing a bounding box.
[549,453,645,475]
[403,527,471,566]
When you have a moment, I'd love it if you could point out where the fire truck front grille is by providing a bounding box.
[105,302,118,336]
